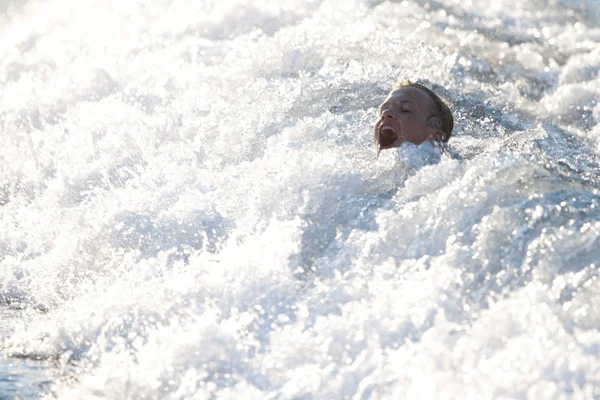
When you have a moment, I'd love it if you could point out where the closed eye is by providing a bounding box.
[378,104,413,115]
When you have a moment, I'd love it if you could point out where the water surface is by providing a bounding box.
[1,0,600,398]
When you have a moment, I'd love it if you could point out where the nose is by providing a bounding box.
[381,109,396,120]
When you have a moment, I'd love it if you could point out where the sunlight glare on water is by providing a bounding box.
[1,0,600,398]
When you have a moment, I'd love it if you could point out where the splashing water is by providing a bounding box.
[2,0,600,398]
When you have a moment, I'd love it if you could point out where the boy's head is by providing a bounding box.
[373,81,454,156]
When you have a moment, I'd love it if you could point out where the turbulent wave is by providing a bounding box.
[1,0,600,398]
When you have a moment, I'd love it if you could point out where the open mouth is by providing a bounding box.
[378,125,398,148]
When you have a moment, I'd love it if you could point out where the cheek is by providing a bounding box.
[401,119,426,137]
[400,118,417,131]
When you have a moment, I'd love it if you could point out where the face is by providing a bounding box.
[373,86,443,156]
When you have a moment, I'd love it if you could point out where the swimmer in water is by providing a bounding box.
[374,81,454,157]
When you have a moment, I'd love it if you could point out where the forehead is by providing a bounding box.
[383,86,435,110]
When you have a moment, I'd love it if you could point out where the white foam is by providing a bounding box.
[2,0,600,398]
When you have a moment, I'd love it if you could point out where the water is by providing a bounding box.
[0,357,52,399]
[1,0,600,398]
